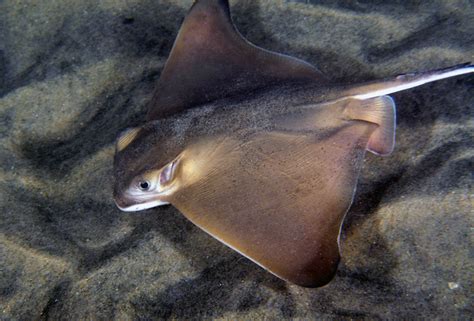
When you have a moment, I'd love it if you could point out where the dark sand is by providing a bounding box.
[1,0,473,319]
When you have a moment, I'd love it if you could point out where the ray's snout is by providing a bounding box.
[113,189,135,212]
[113,194,158,212]
[113,194,130,211]
[113,183,140,212]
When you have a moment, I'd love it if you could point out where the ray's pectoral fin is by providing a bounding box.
[343,96,396,156]
[147,0,327,120]
[167,130,373,287]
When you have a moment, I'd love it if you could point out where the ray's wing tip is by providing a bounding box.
[284,254,341,288]
[290,269,339,288]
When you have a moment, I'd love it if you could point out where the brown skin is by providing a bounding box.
[114,88,378,287]
[170,125,374,287]
[113,0,472,287]
[146,0,327,120]
[113,0,382,287]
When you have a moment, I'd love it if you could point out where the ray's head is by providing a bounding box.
[112,121,184,212]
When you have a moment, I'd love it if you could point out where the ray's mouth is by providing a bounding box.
[114,196,169,212]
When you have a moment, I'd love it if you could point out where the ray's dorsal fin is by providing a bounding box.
[147,0,327,121]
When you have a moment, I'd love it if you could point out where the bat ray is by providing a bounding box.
[113,0,474,287]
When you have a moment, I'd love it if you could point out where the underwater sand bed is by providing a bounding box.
[0,0,473,319]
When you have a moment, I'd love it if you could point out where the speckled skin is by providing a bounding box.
[112,0,471,288]
[114,78,377,287]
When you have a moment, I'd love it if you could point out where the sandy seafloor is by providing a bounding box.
[0,0,473,319]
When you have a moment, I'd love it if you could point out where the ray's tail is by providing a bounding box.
[346,62,474,99]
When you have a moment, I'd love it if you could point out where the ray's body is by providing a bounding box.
[113,0,474,287]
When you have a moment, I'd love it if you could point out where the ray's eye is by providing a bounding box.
[138,180,150,191]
